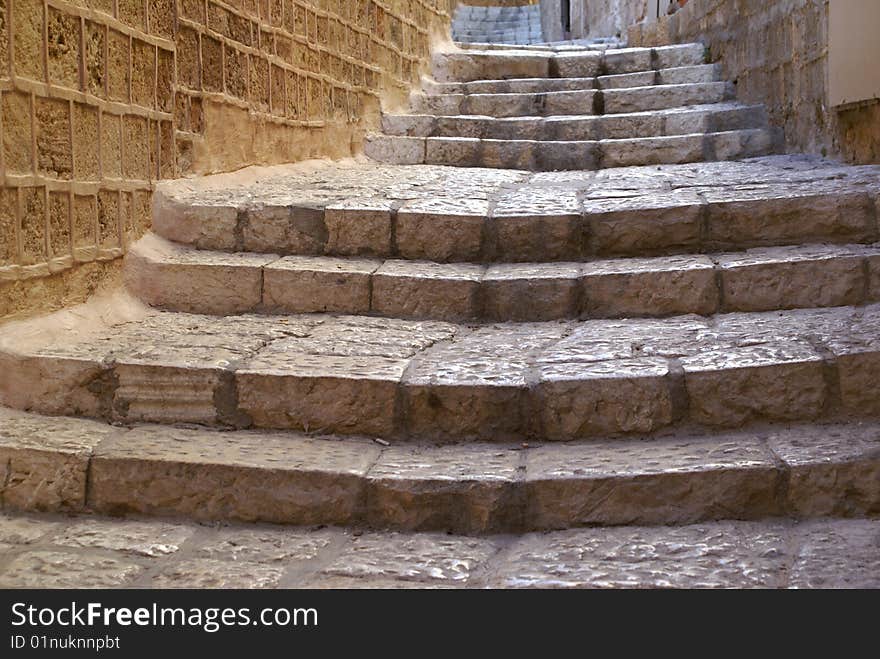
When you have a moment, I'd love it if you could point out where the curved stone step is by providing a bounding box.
[382,103,767,141]
[1,407,877,533]
[369,128,774,170]
[152,157,880,261]
[410,82,732,117]
[432,44,705,82]
[126,233,880,321]
[2,296,879,442]
[424,64,721,95]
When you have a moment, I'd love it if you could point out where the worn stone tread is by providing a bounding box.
[150,157,880,261]
[382,102,766,141]
[411,81,732,118]
[126,234,880,320]
[0,407,877,533]
[2,295,879,441]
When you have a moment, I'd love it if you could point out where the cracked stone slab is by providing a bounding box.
[788,519,880,588]
[52,519,194,557]
[0,514,61,544]
[488,521,789,588]
[150,558,284,589]
[0,550,143,588]
[195,527,339,563]
[321,533,499,584]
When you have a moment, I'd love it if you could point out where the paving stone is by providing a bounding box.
[0,514,60,544]
[263,256,379,314]
[322,533,499,584]
[489,522,788,588]
[0,550,143,588]
[524,434,780,528]
[53,519,194,557]
[788,519,880,588]
[195,527,338,563]
[150,558,284,588]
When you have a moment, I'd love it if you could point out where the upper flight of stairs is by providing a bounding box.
[452,3,544,45]
[0,36,877,539]
[365,43,776,170]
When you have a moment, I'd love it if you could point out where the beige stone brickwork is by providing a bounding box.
[0,0,455,320]
[628,0,880,165]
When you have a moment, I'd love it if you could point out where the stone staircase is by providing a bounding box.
[452,3,544,45]
[0,45,878,544]
[365,43,775,170]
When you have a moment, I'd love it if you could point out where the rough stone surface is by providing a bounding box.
[0,511,878,589]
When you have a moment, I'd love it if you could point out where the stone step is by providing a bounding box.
[2,407,877,534]
[433,44,705,82]
[126,234,880,321]
[424,64,721,95]
[367,128,774,170]
[455,39,626,52]
[151,157,880,262]
[410,81,733,117]
[382,103,767,141]
[2,295,879,442]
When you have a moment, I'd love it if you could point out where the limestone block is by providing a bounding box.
[524,436,780,528]
[581,254,718,317]
[364,135,426,165]
[682,343,826,426]
[371,260,485,321]
[395,197,487,262]
[717,245,867,312]
[537,358,675,439]
[482,263,581,321]
[263,256,379,314]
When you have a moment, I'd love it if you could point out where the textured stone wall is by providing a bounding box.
[0,0,455,320]
[542,0,648,42]
[628,0,880,164]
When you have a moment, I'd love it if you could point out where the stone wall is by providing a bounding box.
[542,0,648,42]
[628,0,880,164]
[0,0,455,320]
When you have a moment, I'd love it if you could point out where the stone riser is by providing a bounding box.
[2,408,877,534]
[382,104,767,142]
[411,82,733,117]
[432,44,706,82]
[153,182,879,264]
[424,64,721,94]
[365,128,774,171]
[126,235,880,322]
[2,302,879,443]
